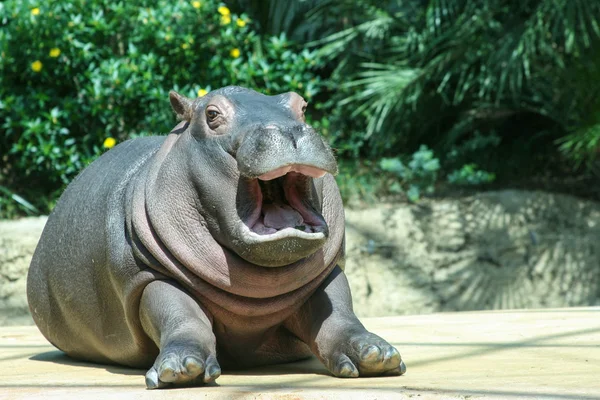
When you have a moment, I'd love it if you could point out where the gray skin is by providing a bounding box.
[27,86,406,389]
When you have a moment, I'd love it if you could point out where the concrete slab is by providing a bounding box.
[1,308,599,399]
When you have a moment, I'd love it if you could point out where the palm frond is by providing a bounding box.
[341,62,419,137]
[313,0,600,167]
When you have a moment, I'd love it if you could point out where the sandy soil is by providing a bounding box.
[344,190,600,316]
[1,190,599,325]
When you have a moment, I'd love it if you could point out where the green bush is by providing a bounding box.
[335,159,381,206]
[312,0,600,175]
[0,0,325,218]
[380,145,440,202]
[447,164,496,186]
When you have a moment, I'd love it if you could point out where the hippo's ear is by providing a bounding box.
[286,92,308,123]
[169,91,193,121]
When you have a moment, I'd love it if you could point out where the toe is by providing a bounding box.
[382,345,401,369]
[383,360,407,376]
[158,358,180,383]
[360,345,383,363]
[203,355,221,383]
[332,353,359,378]
[145,367,169,390]
[183,356,205,378]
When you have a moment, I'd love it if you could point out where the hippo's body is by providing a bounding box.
[27,87,405,388]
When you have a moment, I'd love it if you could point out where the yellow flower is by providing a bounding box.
[49,48,61,58]
[31,60,43,72]
[230,48,240,58]
[236,18,246,27]
[192,1,202,8]
[221,14,231,25]
[165,34,172,41]
[181,43,190,50]
[103,137,117,149]
[218,6,230,16]
[31,7,40,16]
[197,88,208,97]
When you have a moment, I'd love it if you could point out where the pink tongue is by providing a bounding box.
[263,204,304,229]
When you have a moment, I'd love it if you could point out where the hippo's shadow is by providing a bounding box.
[29,351,145,377]
[225,356,331,377]
[29,351,330,378]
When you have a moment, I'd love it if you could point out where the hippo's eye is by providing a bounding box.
[206,106,220,122]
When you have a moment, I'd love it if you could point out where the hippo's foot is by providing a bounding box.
[140,281,220,390]
[145,342,221,389]
[324,330,406,378]
[284,267,407,379]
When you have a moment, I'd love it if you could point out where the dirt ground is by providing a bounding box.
[0,216,46,326]
[2,189,600,326]
[344,189,600,316]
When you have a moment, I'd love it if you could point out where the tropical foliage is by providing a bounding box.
[311,0,600,173]
[1,0,599,217]
[0,0,323,217]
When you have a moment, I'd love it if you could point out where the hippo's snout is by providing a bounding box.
[236,123,338,180]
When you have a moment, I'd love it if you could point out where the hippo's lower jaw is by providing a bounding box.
[236,168,330,267]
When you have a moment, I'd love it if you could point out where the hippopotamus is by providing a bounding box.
[27,86,405,389]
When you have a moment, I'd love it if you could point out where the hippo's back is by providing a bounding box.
[27,136,165,366]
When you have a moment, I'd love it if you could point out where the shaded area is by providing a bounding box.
[30,350,145,377]
[345,190,600,316]
[434,191,600,311]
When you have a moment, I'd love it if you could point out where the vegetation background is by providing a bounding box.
[1,0,599,218]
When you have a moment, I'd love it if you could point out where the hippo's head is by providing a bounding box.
[168,86,338,267]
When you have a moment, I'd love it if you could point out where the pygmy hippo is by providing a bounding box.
[27,86,406,388]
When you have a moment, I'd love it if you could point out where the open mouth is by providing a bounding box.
[244,165,328,237]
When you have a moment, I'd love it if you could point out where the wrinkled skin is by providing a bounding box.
[27,86,405,389]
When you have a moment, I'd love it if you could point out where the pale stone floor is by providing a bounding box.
[1,308,599,399]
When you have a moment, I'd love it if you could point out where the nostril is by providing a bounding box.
[289,127,300,149]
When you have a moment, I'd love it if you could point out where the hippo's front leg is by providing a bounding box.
[140,280,221,389]
[285,266,406,377]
